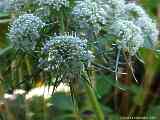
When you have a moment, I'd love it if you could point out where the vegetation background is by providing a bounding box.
[0,0,160,120]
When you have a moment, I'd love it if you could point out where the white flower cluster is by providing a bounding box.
[124,3,146,21]
[8,14,45,51]
[34,7,51,22]
[72,0,108,32]
[41,34,93,72]
[8,0,69,13]
[135,16,159,46]
[36,0,69,11]
[7,0,159,57]
[110,20,144,55]
[104,0,126,20]
[124,3,159,46]
[72,0,126,30]
[8,0,26,12]
[107,2,159,55]
[72,0,107,24]
[72,0,158,55]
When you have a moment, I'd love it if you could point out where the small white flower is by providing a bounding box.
[36,0,69,11]
[8,14,45,51]
[41,33,93,73]
[105,0,126,19]
[72,0,108,32]
[110,20,144,55]
[8,0,26,12]
[125,3,147,20]
[34,7,51,21]
[135,16,159,46]
[124,3,159,46]
[73,0,107,24]
[72,0,126,33]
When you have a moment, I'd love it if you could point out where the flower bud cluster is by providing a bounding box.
[8,14,45,51]
[41,34,94,72]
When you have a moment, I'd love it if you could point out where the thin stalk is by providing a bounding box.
[24,55,32,89]
[70,82,81,120]
[60,11,65,33]
[83,79,104,120]
[25,55,32,76]
[115,48,121,81]
[137,54,156,115]
[123,52,138,83]
[71,73,81,120]
[11,61,15,83]
[129,105,137,116]
[114,48,121,112]
[18,66,23,84]
[91,62,127,75]
[120,51,133,116]
[25,99,31,120]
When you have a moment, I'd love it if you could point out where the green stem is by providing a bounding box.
[25,55,32,76]
[123,52,138,83]
[60,11,65,33]
[18,66,23,82]
[70,75,81,120]
[84,80,104,120]
[115,48,121,81]
[114,48,121,112]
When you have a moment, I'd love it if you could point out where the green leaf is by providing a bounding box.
[96,75,128,98]
[96,75,112,98]
[54,114,76,120]
[133,88,145,106]
[147,106,160,118]
[49,92,74,111]
[0,46,13,56]
[109,113,121,120]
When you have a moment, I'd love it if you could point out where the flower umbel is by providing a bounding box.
[72,0,107,24]
[8,0,26,13]
[124,3,147,21]
[110,20,144,55]
[135,15,159,47]
[8,14,45,51]
[41,34,93,73]
[72,0,108,33]
[124,3,159,47]
[105,0,126,19]
[36,0,69,11]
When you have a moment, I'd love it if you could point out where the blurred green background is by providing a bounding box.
[0,0,160,120]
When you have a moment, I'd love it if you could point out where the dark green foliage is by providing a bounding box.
[0,0,160,120]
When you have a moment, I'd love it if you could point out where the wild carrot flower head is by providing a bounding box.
[41,33,94,73]
[36,0,69,11]
[8,14,45,51]
[72,0,108,33]
[135,15,159,46]
[8,0,26,12]
[110,19,144,55]
[124,3,159,46]
[105,0,126,19]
